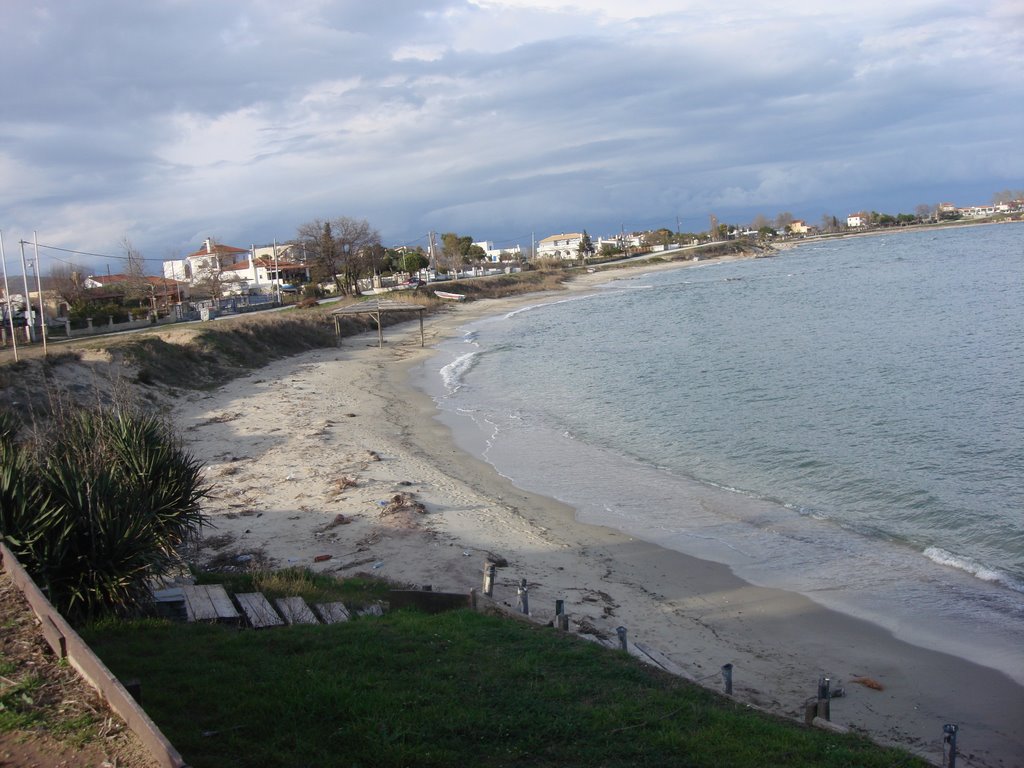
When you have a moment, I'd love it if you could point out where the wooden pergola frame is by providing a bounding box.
[330,299,427,348]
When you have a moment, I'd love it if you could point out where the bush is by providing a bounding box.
[0,406,208,622]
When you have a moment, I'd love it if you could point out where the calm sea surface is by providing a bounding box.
[415,223,1024,683]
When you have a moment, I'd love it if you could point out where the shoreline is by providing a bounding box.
[182,257,1023,768]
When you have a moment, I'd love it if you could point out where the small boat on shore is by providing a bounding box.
[434,290,466,301]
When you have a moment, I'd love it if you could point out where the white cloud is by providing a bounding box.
[0,0,1020,268]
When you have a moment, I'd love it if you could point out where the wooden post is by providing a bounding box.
[804,700,817,726]
[943,724,959,768]
[555,599,564,616]
[482,561,495,597]
[556,613,569,631]
[516,578,529,615]
[616,626,628,651]
[721,663,733,695]
[816,676,831,721]
[469,588,477,611]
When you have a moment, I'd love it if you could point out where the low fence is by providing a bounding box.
[0,295,292,346]
[0,543,188,768]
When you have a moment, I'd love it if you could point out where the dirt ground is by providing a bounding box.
[0,569,159,768]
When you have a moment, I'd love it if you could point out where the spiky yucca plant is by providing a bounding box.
[0,406,208,622]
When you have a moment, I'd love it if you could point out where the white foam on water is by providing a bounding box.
[438,351,479,395]
[924,546,1024,593]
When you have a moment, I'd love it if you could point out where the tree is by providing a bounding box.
[439,233,482,275]
[440,233,463,276]
[188,238,243,301]
[401,251,429,274]
[992,189,1024,205]
[120,237,159,314]
[640,228,673,247]
[774,212,794,230]
[296,217,380,294]
[577,230,595,264]
[48,262,90,310]
[915,203,935,221]
[751,214,771,231]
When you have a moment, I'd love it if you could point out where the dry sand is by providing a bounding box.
[179,262,1023,768]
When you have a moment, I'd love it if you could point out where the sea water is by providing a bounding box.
[415,223,1024,684]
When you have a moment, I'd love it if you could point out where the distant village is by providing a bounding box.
[2,193,1022,344]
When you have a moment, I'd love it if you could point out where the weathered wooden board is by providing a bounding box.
[206,585,241,622]
[275,596,319,625]
[313,602,351,624]
[236,592,284,628]
[181,585,239,623]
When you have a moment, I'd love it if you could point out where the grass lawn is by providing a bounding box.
[81,608,928,768]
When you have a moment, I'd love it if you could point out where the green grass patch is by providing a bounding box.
[0,657,44,731]
[81,608,927,768]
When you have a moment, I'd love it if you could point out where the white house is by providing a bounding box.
[162,238,250,284]
[473,241,523,263]
[162,238,307,295]
[537,233,585,260]
[958,205,998,219]
[846,214,867,228]
[217,253,309,295]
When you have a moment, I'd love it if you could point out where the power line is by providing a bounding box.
[30,242,163,263]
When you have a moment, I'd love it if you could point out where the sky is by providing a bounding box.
[1,0,1022,275]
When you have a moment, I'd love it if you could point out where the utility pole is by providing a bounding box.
[250,244,260,292]
[32,232,47,356]
[18,240,32,342]
[427,231,438,272]
[272,240,281,304]
[0,231,19,361]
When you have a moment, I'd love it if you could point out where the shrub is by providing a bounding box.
[301,283,323,300]
[0,405,208,621]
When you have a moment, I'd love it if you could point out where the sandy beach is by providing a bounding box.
[178,261,1023,768]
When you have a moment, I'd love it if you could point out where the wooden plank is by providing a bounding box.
[180,585,240,623]
[181,585,216,622]
[236,592,284,628]
[275,596,319,625]
[314,602,351,624]
[205,585,241,623]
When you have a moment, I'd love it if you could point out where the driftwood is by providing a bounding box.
[380,493,427,516]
